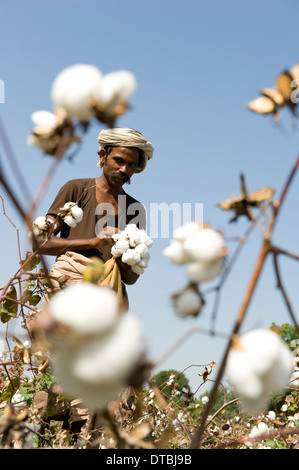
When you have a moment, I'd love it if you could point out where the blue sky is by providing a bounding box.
[1,0,299,393]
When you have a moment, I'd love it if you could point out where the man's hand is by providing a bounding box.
[92,226,120,250]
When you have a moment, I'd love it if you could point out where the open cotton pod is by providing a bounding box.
[32,216,57,242]
[58,202,84,228]
[51,64,103,124]
[226,329,293,414]
[172,284,204,318]
[183,227,226,263]
[90,70,137,127]
[27,107,80,155]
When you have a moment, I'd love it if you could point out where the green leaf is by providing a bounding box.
[21,252,41,272]
[0,285,18,323]
[0,376,21,403]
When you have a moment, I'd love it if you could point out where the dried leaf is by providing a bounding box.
[218,175,275,222]
[247,96,276,114]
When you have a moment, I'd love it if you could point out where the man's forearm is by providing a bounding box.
[34,236,103,256]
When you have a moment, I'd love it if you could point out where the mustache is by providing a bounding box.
[113,172,131,184]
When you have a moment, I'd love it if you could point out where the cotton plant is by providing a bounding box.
[36,282,146,410]
[51,64,137,127]
[58,202,84,228]
[163,222,226,317]
[225,328,293,414]
[27,106,80,155]
[111,224,153,275]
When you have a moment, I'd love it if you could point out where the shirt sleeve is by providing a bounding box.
[46,180,79,218]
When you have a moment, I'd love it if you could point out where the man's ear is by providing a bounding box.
[99,147,107,166]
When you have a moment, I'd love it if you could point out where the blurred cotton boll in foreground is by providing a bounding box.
[27,107,81,155]
[90,70,137,127]
[51,64,103,123]
[39,282,146,409]
[96,70,137,109]
[225,329,293,414]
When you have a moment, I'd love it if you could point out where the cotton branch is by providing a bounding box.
[190,153,299,449]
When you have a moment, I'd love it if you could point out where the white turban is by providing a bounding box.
[97,127,154,173]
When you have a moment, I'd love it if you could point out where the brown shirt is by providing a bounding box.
[47,178,146,262]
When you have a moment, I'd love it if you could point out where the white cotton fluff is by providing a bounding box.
[48,282,119,337]
[163,239,193,265]
[184,228,226,262]
[226,329,293,414]
[32,216,56,241]
[112,224,152,274]
[173,288,203,318]
[71,313,143,385]
[51,64,103,123]
[47,283,145,409]
[245,422,269,446]
[121,248,141,266]
[30,110,58,131]
[61,202,84,228]
[96,70,137,106]
[164,223,226,284]
[186,258,224,283]
[289,370,299,388]
[173,222,202,241]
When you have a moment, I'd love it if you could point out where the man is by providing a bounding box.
[34,127,154,308]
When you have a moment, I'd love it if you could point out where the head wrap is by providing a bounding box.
[97,127,154,173]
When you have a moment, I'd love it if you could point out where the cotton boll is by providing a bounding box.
[172,287,203,317]
[163,239,192,265]
[32,216,55,240]
[225,349,264,399]
[112,239,130,257]
[289,370,299,388]
[33,216,48,231]
[131,264,145,275]
[121,248,141,266]
[134,243,149,258]
[51,346,126,409]
[226,329,293,414]
[31,110,58,131]
[70,205,83,223]
[138,229,153,248]
[51,64,103,123]
[97,70,137,106]
[239,329,293,381]
[186,258,224,283]
[184,228,226,262]
[71,313,144,386]
[64,215,77,228]
[47,282,119,337]
[173,222,201,241]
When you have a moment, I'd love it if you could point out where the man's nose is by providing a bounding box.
[119,164,128,174]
